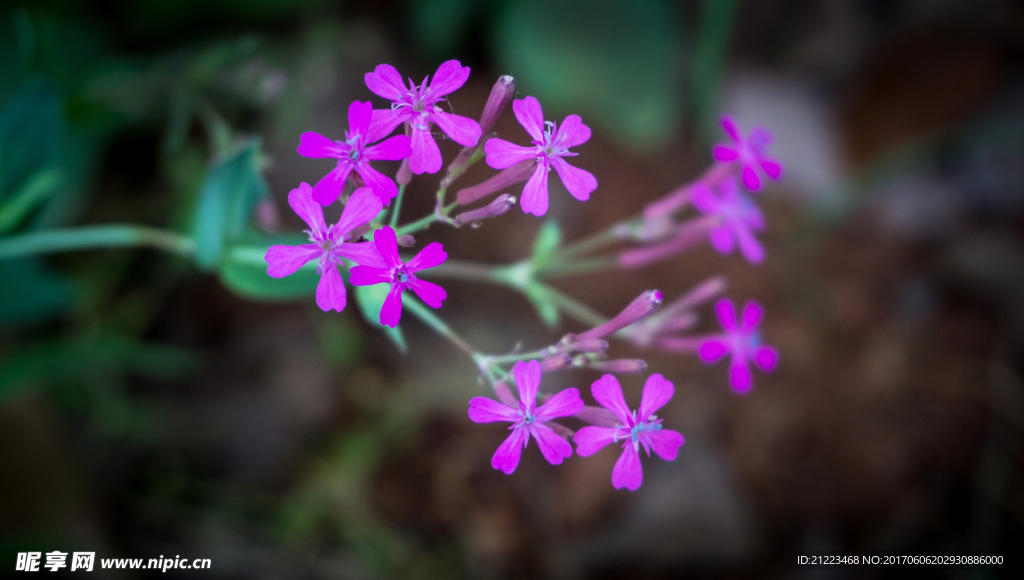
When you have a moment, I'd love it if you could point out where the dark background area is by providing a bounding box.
[1,0,1023,577]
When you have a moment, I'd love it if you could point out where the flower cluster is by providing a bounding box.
[264,58,784,491]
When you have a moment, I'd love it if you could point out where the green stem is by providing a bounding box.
[394,202,459,237]
[401,293,478,359]
[388,184,406,228]
[485,348,550,365]
[539,283,608,328]
[538,257,617,278]
[0,225,196,260]
[555,226,624,260]
[420,260,501,283]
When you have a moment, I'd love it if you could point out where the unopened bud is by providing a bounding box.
[478,75,516,136]
[396,159,412,186]
[397,234,416,247]
[494,382,518,407]
[558,338,609,354]
[540,354,572,372]
[350,223,373,240]
[618,216,719,269]
[256,199,279,231]
[454,194,516,226]
[576,290,663,341]
[588,359,648,374]
[456,159,536,205]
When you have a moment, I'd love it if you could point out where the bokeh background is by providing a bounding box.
[2,0,1023,577]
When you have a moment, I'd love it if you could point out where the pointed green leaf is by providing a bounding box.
[523,283,559,328]
[531,220,562,269]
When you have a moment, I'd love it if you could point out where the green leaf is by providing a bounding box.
[523,283,559,328]
[0,85,65,200]
[0,168,62,233]
[218,239,320,300]
[495,0,684,151]
[191,139,269,270]
[355,284,407,353]
[531,220,561,269]
[0,258,74,327]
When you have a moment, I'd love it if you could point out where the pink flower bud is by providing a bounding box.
[478,75,516,136]
[396,159,412,186]
[540,354,572,371]
[588,359,648,374]
[397,234,416,247]
[493,382,518,407]
[558,338,609,354]
[574,405,619,427]
[456,159,537,205]
[618,216,719,269]
[256,199,279,231]
[453,194,516,226]
[576,290,663,341]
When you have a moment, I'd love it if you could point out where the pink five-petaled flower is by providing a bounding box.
[298,101,412,207]
[265,184,384,313]
[692,177,767,264]
[574,374,684,491]
[484,96,597,216]
[348,226,448,328]
[468,360,584,474]
[699,298,779,393]
[713,115,784,192]
[364,60,482,175]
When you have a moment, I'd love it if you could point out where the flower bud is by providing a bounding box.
[588,359,648,374]
[618,216,719,269]
[350,223,373,240]
[456,159,536,205]
[454,194,516,226]
[478,75,516,136]
[396,159,412,186]
[493,382,518,407]
[575,406,619,427]
[576,290,663,340]
[558,338,609,354]
[540,354,572,372]
[397,234,416,247]
[256,199,279,231]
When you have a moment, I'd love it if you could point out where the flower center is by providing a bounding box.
[393,268,410,285]
[539,120,569,158]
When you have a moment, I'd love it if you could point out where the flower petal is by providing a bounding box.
[645,429,684,461]
[519,164,549,216]
[363,134,412,161]
[355,164,398,204]
[316,264,347,312]
[512,96,545,141]
[265,244,320,278]
[287,182,326,232]
[348,265,391,286]
[741,164,762,191]
[348,100,373,139]
[364,63,407,102]
[484,138,537,169]
[753,345,779,372]
[759,157,783,181]
[513,360,542,410]
[550,157,596,201]
[430,110,481,147]
[428,59,470,98]
[333,187,382,238]
[372,225,401,268]
[741,301,762,331]
[491,427,527,475]
[638,374,674,422]
[407,241,447,272]
[590,374,632,425]
[698,337,730,363]
[709,224,736,254]
[379,285,404,327]
[612,444,643,490]
[534,388,584,421]
[720,115,741,143]
[555,114,591,147]
[713,144,739,162]
[574,426,619,456]
[715,298,737,331]
[335,240,387,268]
[408,124,442,174]
[730,361,753,393]
[312,164,352,206]
[530,423,573,465]
[690,183,719,214]
[468,397,518,423]
[298,132,344,158]
[734,223,765,264]
[367,109,410,143]
[408,278,447,308]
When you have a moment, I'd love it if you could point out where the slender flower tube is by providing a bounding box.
[575,290,663,341]
[692,177,767,264]
[265,184,384,313]
[453,194,517,227]
[540,354,572,372]
[713,115,783,191]
[456,159,537,206]
[297,101,412,206]
[364,60,482,174]
[574,374,684,491]
[618,215,720,269]
[349,226,448,328]
[478,75,516,136]
[587,359,648,374]
[468,360,584,474]
[483,96,597,216]
[699,298,779,393]
[628,277,726,348]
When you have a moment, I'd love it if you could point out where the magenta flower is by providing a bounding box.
[468,360,584,474]
[364,60,482,175]
[692,177,766,264]
[713,115,783,192]
[348,226,448,327]
[699,298,779,393]
[298,101,412,206]
[574,374,684,491]
[484,96,597,216]
[265,184,385,313]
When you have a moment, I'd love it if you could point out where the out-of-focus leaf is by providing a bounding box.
[0,86,65,200]
[531,220,561,269]
[0,168,62,233]
[0,258,74,327]
[495,0,684,150]
[355,284,407,353]
[691,0,740,140]
[523,283,559,328]
[218,239,319,300]
[191,139,269,270]
[408,0,488,56]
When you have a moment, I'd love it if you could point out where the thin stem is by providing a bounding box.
[401,293,478,358]
[388,184,406,228]
[555,226,624,260]
[420,260,501,283]
[538,257,617,278]
[485,348,550,365]
[0,225,196,260]
[394,202,459,237]
[538,283,608,328]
